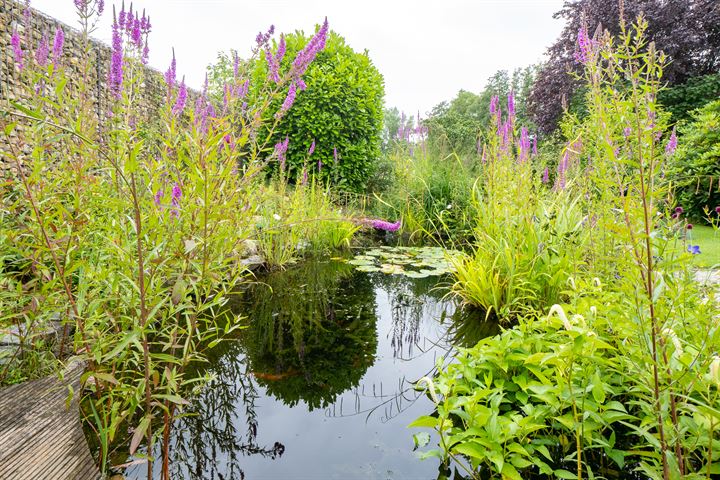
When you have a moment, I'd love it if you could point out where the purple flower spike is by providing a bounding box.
[308,139,316,156]
[109,13,124,98]
[277,81,297,118]
[35,35,49,67]
[507,91,515,118]
[290,17,328,79]
[165,50,176,89]
[542,167,549,184]
[11,29,24,71]
[489,95,498,115]
[52,27,64,67]
[574,26,591,64]
[666,127,678,155]
[688,245,701,255]
[154,189,163,206]
[172,77,187,116]
[98,0,105,15]
[317,158,323,172]
[275,136,289,171]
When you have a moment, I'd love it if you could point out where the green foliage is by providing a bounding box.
[668,100,720,222]
[659,74,720,124]
[414,19,720,480]
[373,143,478,243]
[253,30,385,193]
[426,67,538,155]
[253,179,359,268]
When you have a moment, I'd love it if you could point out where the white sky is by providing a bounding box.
[29,0,565,117]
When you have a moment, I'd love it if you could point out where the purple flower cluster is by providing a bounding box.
[369,219,401,232]
[541,167,549,184]
[665,127,678,155]
[165,50,176,90]
[108,14,124,98]
[171,182,182,217]
[35,35,49,68]
[255,25,275,48]
[574,26,592,64]
[277,18,328,118]
[274,136,289,171]
[518,127,530,163]
[117,3,151,64]
[172,77,187,116]
[554,150,569,191]
[11,29,24,71]
[52,27,64,68]
[308,139,316,156]
[265,34,286,83]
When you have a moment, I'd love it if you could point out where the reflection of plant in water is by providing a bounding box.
[241,260,378,410]
[123,339,284,480]
[447,305,501,348]
[373,273,451,360]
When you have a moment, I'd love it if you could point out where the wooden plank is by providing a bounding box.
[0,361,102,480]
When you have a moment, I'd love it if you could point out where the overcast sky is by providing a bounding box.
[29,0,565,117]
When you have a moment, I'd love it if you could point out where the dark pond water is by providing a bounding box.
[123,258,498,480]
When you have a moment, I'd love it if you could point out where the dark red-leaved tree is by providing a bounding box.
[529,0,720,134]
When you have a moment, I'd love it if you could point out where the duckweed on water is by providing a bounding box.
[346,246,463,277]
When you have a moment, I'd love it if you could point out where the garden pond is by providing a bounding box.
[119,250,499,479]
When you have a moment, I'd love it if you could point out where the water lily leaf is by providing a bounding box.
[356,265,381,272]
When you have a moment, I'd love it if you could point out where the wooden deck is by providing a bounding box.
[0,361,102,480]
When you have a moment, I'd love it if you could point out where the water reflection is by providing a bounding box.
[123,259,499,480]
[240,261,378,410]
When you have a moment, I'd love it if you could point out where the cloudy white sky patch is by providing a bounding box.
[29,0,565,117]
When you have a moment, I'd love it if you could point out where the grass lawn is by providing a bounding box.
[689,225,720,268]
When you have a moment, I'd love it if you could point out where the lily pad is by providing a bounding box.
[346,245,462,278]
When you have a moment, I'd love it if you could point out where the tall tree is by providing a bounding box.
[529,0,720,134]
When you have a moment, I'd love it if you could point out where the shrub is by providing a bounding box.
[252,28,385,193]
[668,99,720,221]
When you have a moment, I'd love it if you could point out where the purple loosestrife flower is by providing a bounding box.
[52,27,64,66]
[317,158,323,172]
[519,127,530,163]
[35,35,49,67]
[275,137,289,170]
[11,29,24,71]
[172,77,187,116]
[308,140,316,156]
[574,26,591,64]
[688,245,701,255]
[301,168,308,186]
[109,13,124,99]
[291,17,328,78]
[507,91,515,119]
[118,3,126,29]
[666,128,678,155]
[370,219,401,232]
[489,95,498,115]
[165,51,176,89]
[542,167,549,183]
[235,79,249,99]
[97,0,104,15]
[277,81,298,118]
[170,182,182,216]
[154,189,163,207]
[233,52,240,78]
[333,147,338,163]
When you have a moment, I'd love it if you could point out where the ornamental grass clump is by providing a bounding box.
[0,2,327,478]
[449,93,587,321]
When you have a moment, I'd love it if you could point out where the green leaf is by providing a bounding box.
[408,416,438,429]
